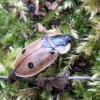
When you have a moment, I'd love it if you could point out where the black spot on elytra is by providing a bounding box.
[28,62,34,69]
[22,49,26,54]
[49,49,55,54]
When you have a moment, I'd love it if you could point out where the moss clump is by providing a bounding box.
[0,0,100,99]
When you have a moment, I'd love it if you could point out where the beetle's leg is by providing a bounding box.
[56,55,60,61]
[41,67,49,72]
[32,73,39,82]
[49,48,56,54]
[68,51,79,55]
[67,17,72,34]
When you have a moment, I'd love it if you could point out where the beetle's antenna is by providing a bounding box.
[75,39,89,42]
[67,17,71,34]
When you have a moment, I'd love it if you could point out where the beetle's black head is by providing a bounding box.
[65,34,75,43]
[66,34,89,42]
[8,70,21,84]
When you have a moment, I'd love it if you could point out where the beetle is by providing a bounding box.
[8,33,77,83]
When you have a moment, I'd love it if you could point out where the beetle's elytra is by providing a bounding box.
[8,34,75,83]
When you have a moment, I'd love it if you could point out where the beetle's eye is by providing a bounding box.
[22,49,26,54]
[28,62,34,69]
[68,39,71,43]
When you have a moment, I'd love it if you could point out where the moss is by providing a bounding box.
[0,0,100,99]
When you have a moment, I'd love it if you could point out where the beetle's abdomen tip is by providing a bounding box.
[8,70,20,84]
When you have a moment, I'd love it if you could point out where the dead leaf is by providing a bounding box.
[37,23,47,33]
[48,0,62,10]
[51,72,70,91]
[22,0,35,6]
[29,4,46,16]
[34,10,46,16]
[50,19,60,25]
[45,81,53,92]
[78,62,87,67]
[37,80,45,87]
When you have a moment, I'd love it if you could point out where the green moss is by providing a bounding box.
[0,0,100,99]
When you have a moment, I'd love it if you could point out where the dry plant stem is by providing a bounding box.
[20,76,92,82]
[0,76,8,81]
[0,76,99,82]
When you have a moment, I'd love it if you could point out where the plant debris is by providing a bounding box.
[46,72,70,92]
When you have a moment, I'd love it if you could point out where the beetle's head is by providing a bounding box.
[8,70,21,84]
[65,34,75,43]
[66,34,89,43]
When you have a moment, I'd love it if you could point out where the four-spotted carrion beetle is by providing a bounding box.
[8,34,76,83]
